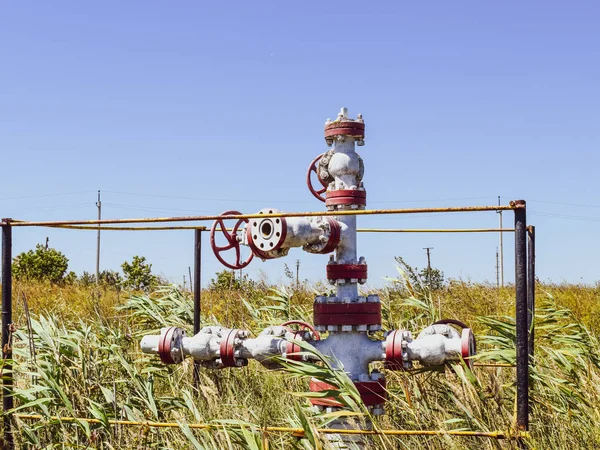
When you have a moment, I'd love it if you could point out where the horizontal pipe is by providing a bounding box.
[13,414,526,439]
[7,204,520,227]
[473,363,516,368]
[44,225,209,231]
[358,228,515,233]
[37,225,516,233]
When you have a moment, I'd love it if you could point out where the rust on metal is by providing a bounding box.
[325,189,367,207]
[313,302,381,326]
[8,204,519,227]
[315,217,341,254]
[326,263,368,281]
[324,121,365,138]
[309,378,386,406]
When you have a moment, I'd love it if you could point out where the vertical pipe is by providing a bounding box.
[193,229,202,388]
[96,190,101,283]
[498,196,504,287]
[2,220,14,449]
[514,201,529,435]
[527,226,535,360]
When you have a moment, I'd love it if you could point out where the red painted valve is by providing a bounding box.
[281,320,320,362]
[306,153,328,202]
[433,319,477,369]
[281,320,321,341]
[210,211,254,270]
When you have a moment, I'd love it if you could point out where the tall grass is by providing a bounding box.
[1,278,599,449]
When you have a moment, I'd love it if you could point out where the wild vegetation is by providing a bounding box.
[1,265,599,449]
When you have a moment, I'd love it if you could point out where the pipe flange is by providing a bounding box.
[384,329,412,371]
[285,332,306,362]
[304,217,341,255]
[219,329,248,368]
[326,263,368,284]
[246,208,288,259]
[461,328,477,369]
[325,189,367,208]
[308,378,386,407]
[313,302,382,327]
[324,121,365,140]
[157,327,186,365]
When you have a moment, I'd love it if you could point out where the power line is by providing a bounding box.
[0,190,94,201]
[529,211,600,222]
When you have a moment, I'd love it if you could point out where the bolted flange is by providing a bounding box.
[157,327,186,364]
[219,329,249,368]
[246,208,288,259]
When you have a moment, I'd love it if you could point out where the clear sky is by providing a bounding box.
[1,2,599,288]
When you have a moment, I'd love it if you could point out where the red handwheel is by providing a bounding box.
[306,153,328,202]
[210,211,254,270]
[281,320,321,341]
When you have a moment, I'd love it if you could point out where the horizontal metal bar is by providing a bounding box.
[357,228,515,233]
[38,225,516,233]
[14,414,525,439]
[6,203,520,227]
[44,225,209,231]
[473,363,516,368]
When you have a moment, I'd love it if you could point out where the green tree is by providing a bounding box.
[209,269,256,292]
[394,256,445,291]
[99,270,123,289]
[121,256,158,291]
[12,244,69,284]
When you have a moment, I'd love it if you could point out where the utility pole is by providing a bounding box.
[498,195,504,287]
[296,259,300,290]
[496,247,500,288]
[45,237,49,250]
[96,190,101,284]
[423,247,433,289]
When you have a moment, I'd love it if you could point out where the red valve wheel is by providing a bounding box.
[306,153,328,202]
[281,320,321,341]
[210,211,254,270]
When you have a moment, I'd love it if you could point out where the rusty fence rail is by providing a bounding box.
[5,203,520,227]
[14,414,527,440]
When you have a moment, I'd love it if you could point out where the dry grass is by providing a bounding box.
[1,277,599,449]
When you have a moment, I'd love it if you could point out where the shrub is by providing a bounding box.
[121,255,158,291]
[12,244,69,284]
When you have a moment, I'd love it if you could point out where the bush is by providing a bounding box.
[121,255,158,291]
[12,244,69,284]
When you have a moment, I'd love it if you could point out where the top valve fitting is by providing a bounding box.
[324,107,365,147]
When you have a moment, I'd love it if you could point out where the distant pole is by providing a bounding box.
[295,260,300,290]
[183,275,186,290]
[45,237,49,250]
[498,196,504,287]
[496,247,500,288]
[96,190,101,283]
[188,266,193,293]
[423,247,433,288]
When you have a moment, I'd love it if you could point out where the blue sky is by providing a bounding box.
[1,2,599,287]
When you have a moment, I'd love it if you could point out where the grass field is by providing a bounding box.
[2,275,599,449]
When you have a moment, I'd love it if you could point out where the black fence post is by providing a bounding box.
[514,201,529,442]
[527,226,535,361]
[2,219,14,450]
[193,229,202,389]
